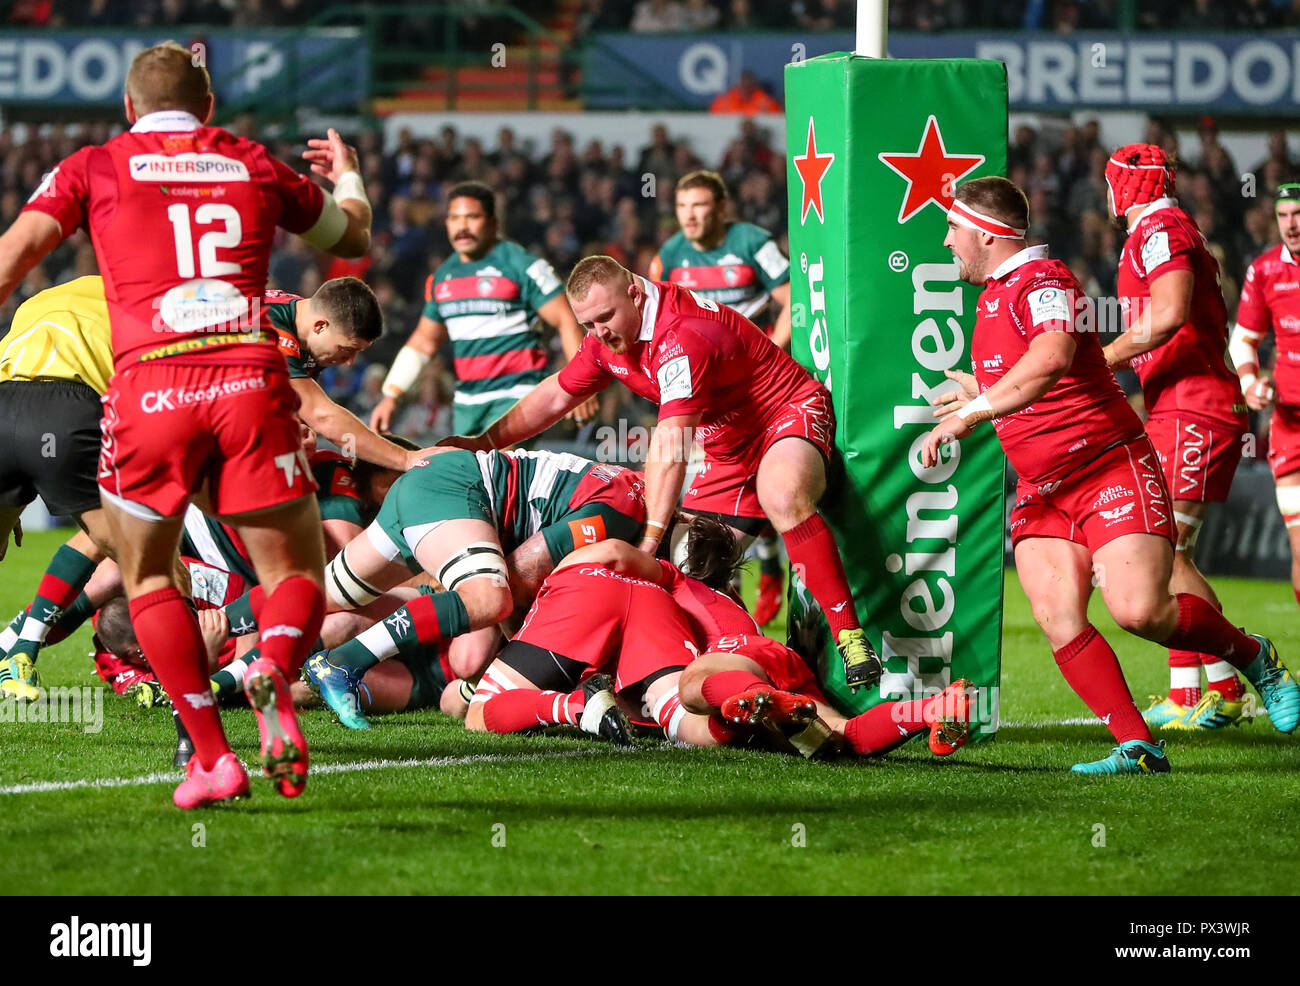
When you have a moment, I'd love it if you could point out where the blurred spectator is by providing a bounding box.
[631,0,685,31]
[681,0,721,29]
[791,0,854,30]
[710,70,781,115]
[1250,130,1297,184]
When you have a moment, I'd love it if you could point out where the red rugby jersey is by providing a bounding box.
[22,110,325,372]
[1117,199,1245,427]
[656,560,759,648]
[558,278,823,458]
[972,246,1144,488]
[1237,243,1300,406]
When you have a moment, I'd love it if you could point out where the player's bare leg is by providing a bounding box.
[1155,500,1247,728]
[102,498,248,805]
[756,435,880,690]
[308,519,508,728]
[1,527,103,700]
[0,506,21,563]
[679,652,829,753]
[466,652,631,744]
[1094,530,1298,733]
[642,670,715,746]
[1278,474,1300,607]
[224,495,327,798]
[1014,534,1168,773]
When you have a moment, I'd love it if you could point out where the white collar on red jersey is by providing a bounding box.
[1130,196,1179,227]
[1282,244,1296,266]
[635,275,660,342]
[989,244,1049,282]
[130,110,202,133]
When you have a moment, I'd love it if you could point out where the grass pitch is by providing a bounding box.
[2,527,1298,896]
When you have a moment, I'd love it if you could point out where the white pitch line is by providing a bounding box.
[0,748,618,797]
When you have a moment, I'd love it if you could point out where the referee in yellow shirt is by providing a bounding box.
[0,275,114,547]
[0,276,117,699]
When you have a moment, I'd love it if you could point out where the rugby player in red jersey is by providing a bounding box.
[1230,184,1300,606]
[922,177,1299,773]
[1100,143,1254,730]
[0,43,377,808]
[471,520,973,760]
[441,255,882,692]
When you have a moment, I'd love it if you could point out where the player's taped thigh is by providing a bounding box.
[1277,484,1300,527]
[648,680,688,741]
[437,541,509,590]
[494,639,587,693]
[1172,510,1204,553]
[469,644,580,707]
[324,547,383,610]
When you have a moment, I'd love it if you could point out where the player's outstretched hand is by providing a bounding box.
[931,378,974,417]
[437,434,493,452]
[566,395,600,425]
[944,367,979,398]
[920,416,970,468]
[370,396,398,432]
[1245,376,1276,412]
[303,128,360,187]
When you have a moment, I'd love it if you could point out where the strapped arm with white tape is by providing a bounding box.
[333,170,368,207]
[381,345,432,400]
[1229,323,1264,391]
[957,392,995,425]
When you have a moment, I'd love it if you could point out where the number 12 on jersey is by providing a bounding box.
[167,202,242,278]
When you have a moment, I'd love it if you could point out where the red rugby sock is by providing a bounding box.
[482,689,583,733]
[700,670,766,709]
[1053,625,1151,745]
[247,584,267,623]
[781,515,859,637]
[130,588,229,770]
[1161,594,1259,671]
[707,715,738,745]
[255,576,325,679]
[844,698,929,755]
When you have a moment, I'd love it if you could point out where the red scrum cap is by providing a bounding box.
[1105,143,1175,216]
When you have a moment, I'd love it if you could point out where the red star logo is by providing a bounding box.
[792,118,835,225]
[877,115,985,224]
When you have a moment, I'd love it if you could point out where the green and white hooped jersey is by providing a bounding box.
[421,239,563,413]
[650,222,789,321]
[368,448,598,566]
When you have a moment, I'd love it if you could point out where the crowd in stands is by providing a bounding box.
[1,112,1293,448]
[15,0,1300,31]
[578,0,1300,34]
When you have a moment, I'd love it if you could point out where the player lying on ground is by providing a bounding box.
[923,175,1300,775]
[470,517,973,760]
[297,447,647,728]
[441,254,882,692]
[1101,143,1252,731]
